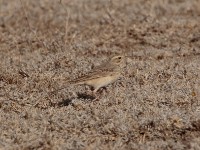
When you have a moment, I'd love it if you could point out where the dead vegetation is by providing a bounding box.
[0,0,200,149]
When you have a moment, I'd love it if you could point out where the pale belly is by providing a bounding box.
[86,75,120,89]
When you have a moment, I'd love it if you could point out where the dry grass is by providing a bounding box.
[1,0,200,149]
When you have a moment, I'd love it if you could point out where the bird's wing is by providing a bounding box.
[69,68,118,84]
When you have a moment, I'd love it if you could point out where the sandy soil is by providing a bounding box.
[1,0,200,149]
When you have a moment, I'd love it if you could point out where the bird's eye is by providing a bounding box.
[118,57,122,59]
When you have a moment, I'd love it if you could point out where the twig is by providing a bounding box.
[19,0,32,31]
[59,0,70,45]
[19,0,46,49]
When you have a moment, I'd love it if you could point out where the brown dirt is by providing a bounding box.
[1,0,200,149]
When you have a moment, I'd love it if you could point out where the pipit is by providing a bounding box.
[52,55,126,94]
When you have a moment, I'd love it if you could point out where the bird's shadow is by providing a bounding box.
[57,92,96,107]
[77,92,96,100]
[57,98,73,107]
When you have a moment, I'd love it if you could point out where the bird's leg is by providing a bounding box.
[92,88,100,102]
[100,87,107,94]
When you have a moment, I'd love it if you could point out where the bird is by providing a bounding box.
[51,55,127,95]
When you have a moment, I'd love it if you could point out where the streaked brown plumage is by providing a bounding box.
[69,55,126,92]
[51,55,126,94]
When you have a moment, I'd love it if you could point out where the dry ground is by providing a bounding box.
[1,0,200,149]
